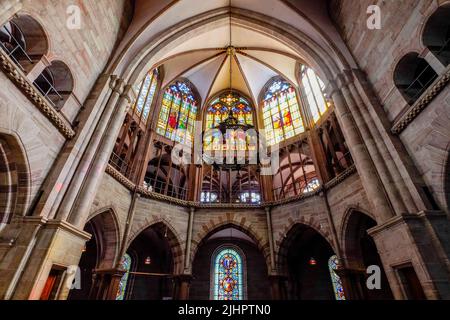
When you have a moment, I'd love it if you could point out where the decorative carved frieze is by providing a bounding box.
[106,164,357,210]
[0,50,76,139]
[391,68,450,135]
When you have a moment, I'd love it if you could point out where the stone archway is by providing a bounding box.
[123,221,183,300]
[190,223,271,300]
[67,209,120,300]
[0,132,30,229]
[340,209,394,300]
[277,223,337,300]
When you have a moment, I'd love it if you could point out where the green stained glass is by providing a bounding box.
[116,254,132,300]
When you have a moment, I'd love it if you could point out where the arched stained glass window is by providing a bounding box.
[132,68,158,124]
[263,79,305,146]
[301,66,331,123]
[328,255,346,300]
[212,247,245,300]
[204,93,254,151]
[116,254,132,300]
[156,81,198,144]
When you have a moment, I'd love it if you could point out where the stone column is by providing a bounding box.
[184,207,195,272]
[90,269,125,300]
[268,275,287,300]
[265,207,276,273]
[68,82,133,228]
[330,84,394,222]
[56,76,122,221]
[339,79,410,216]
[173,274,192,300]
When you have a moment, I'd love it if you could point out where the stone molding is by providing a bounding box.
[105,164,357,210]
[391,66,450,135]
[0,49,76,139]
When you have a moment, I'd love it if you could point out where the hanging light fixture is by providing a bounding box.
[144,256,152,265]
[209,0,256,171]
[309,257,317,266]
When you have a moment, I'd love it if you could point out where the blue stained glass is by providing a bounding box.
[116,254,132,300]
[213,248,244,300]
[328,255,346,300]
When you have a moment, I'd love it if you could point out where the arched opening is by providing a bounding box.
[190,226,270,300]
[423,4,450,66]
[33,60,74,110]
[393,52,438,105]
[272,141,319,201]
[0,14,48,73]
[261,77,305,146]
[278,223,339,300]
[0,133,29,230]
[67,210,119,300]
[342,211,394,300]
[142,143,189,200]
[122,223,179,300]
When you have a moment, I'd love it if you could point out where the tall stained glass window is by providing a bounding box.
[328,255,346,300]
[132,68,159,124]
[212,247,245,300]
[301,66,331,123]
[204,92,254,151]
[156,81,198,144]
[263,78,305,146]
[116,254,132,300]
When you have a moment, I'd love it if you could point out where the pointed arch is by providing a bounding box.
[0,131,30,227]
[155,78,201,145]
[260,76,305,146]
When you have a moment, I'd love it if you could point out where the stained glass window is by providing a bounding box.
[301,66,331,123]
[303,178,320,194]
[328,255,346,300]
[116,253,132,300]
[132,68,158,124]
[201,191,218,203]
[213,248,245,300]
[263,79,305,146]
[204,93,254,151]
[156,81,198,144]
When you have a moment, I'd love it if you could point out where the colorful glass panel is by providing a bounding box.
[116,254,132,300]
[133,69,158,124]
[204,93,254,151]
[328,255,346,300]
[263,79,304,146]
[156,81,198,144]
[301,67,329,123]
[213,248,244,300]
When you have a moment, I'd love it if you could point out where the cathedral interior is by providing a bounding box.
[0,0,449,301]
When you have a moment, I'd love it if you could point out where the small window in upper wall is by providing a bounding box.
[0,14,48,73]
[33,60,74,110]
[394,53,438,105]
[131,68,159,124]
[423,4,450,67]
[300,66,331,123]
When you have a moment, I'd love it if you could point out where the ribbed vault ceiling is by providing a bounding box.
[155,24,301,105]
[113,0,355,106]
